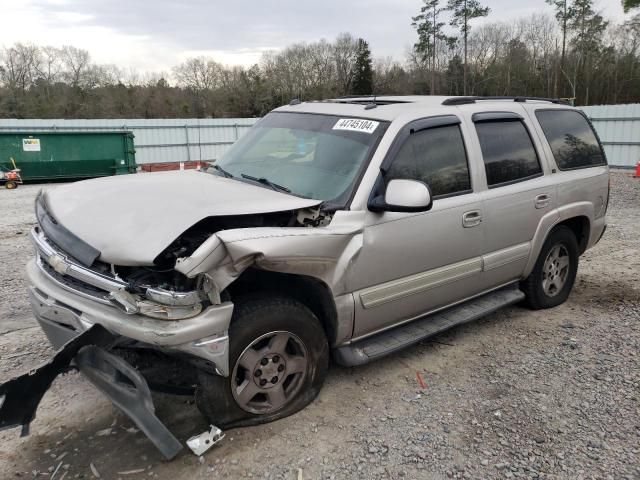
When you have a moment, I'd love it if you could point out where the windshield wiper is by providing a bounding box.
[240,174,291,193]
[211,164,234,178]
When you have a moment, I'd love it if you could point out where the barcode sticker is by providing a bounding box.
[332,118,380,134]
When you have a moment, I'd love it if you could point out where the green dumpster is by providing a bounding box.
[0,131,136,181]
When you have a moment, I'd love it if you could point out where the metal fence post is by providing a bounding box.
[184,125,191,162]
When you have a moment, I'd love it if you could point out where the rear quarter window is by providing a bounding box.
[535,110,606,170]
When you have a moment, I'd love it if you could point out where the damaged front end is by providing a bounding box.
[2,190,347,460]
[29,222,234,377]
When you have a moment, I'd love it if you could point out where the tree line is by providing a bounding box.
[1,0,639,119]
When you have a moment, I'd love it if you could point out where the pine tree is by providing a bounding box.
[568,0,608,104]
[412,0,453,94]
[446,55,464,95]
[623,0,640,12]
[446,0,490,95]
[352,39,373,95]
[546,0,574,96]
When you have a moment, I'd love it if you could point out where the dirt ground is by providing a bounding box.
[0,172,638,480]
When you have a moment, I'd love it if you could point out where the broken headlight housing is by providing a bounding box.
[108,287,204,320]
[108,268,207,320]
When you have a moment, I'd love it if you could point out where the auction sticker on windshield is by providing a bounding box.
[333,118,379,134]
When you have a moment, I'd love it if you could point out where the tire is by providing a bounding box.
[195,295,329,429]
[521,225,579,310]
[5,181,17,189]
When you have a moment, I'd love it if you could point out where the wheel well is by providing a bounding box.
[557,216,590,254]
[226,268,339,345]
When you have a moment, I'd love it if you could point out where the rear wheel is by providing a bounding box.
[5,181,17,189]
[521,226,579,309]
[196,295,329,428]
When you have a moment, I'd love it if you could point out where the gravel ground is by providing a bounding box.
[0,172,638,480]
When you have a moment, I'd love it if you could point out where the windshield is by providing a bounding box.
[212,112,387,204]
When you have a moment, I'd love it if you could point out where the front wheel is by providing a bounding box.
[521,225,579,310]
[196,295,329,428]
[5,181,17,189]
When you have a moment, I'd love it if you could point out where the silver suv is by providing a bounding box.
[0,96,609,458]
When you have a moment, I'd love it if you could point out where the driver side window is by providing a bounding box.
[386,125,471,198]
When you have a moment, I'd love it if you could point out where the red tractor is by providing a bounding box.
[0,160,23,189]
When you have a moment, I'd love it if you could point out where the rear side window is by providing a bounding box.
[535,110,605,170]
[386,125,471,198]
[475,120,542,187]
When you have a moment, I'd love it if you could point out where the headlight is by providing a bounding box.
[145,286,202,307]
[109,288,203,320]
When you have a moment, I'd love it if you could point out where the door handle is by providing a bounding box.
[462,210,482,228]
[535,194,551,209]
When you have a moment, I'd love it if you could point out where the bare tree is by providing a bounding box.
[60,45,91,88]
[333,33,358,95]
[173,57,223,91]
[0,43,40,91]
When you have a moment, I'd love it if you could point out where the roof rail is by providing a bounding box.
[336,95,375,99]
[442,96,569,106]
[328,98,412,106]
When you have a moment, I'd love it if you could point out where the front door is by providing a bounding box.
[349,117,485,338]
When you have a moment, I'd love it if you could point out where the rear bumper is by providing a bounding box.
[593,223,607,247]
[587,215,607,250]
[27,258,234,376]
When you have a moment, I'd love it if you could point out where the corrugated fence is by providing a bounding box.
[0,105,637,167]
[0,118,258,165]
[580,104,640,168]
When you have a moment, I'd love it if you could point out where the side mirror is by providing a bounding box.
[369,179,433,213]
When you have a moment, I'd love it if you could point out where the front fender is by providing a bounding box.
[175,211,366,297]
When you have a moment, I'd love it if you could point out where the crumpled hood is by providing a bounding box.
[44,170,321,266]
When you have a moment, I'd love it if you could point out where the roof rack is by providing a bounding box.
[328,97,412,107]
[336,95,375,99]
[442,96,568,106]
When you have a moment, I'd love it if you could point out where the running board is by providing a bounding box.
[334,284,524,367]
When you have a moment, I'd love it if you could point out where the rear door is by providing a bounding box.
[466,108,558,287]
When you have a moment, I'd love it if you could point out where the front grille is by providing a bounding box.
[38,255,111,302]
[32,226,128,306]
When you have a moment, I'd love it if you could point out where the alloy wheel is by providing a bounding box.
[542,244,570,297]
[231,331,308,414]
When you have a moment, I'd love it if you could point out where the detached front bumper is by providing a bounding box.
[27,258,234,376]
[0,325,184,460]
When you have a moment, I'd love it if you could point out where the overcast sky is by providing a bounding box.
[1,0,630,73]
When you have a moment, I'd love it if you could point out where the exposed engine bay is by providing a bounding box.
[51,206,333,320]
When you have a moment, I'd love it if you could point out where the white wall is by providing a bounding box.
[0,118,259,165]
[580,104,640,168]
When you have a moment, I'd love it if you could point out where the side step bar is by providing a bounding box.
[334,284,525,366]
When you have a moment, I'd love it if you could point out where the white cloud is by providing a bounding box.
[0,0,631,74]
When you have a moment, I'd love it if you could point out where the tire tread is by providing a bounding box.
[521,225,579,310]
[196,294,329,429]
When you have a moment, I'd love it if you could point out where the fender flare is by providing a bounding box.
[523,202,594,278]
